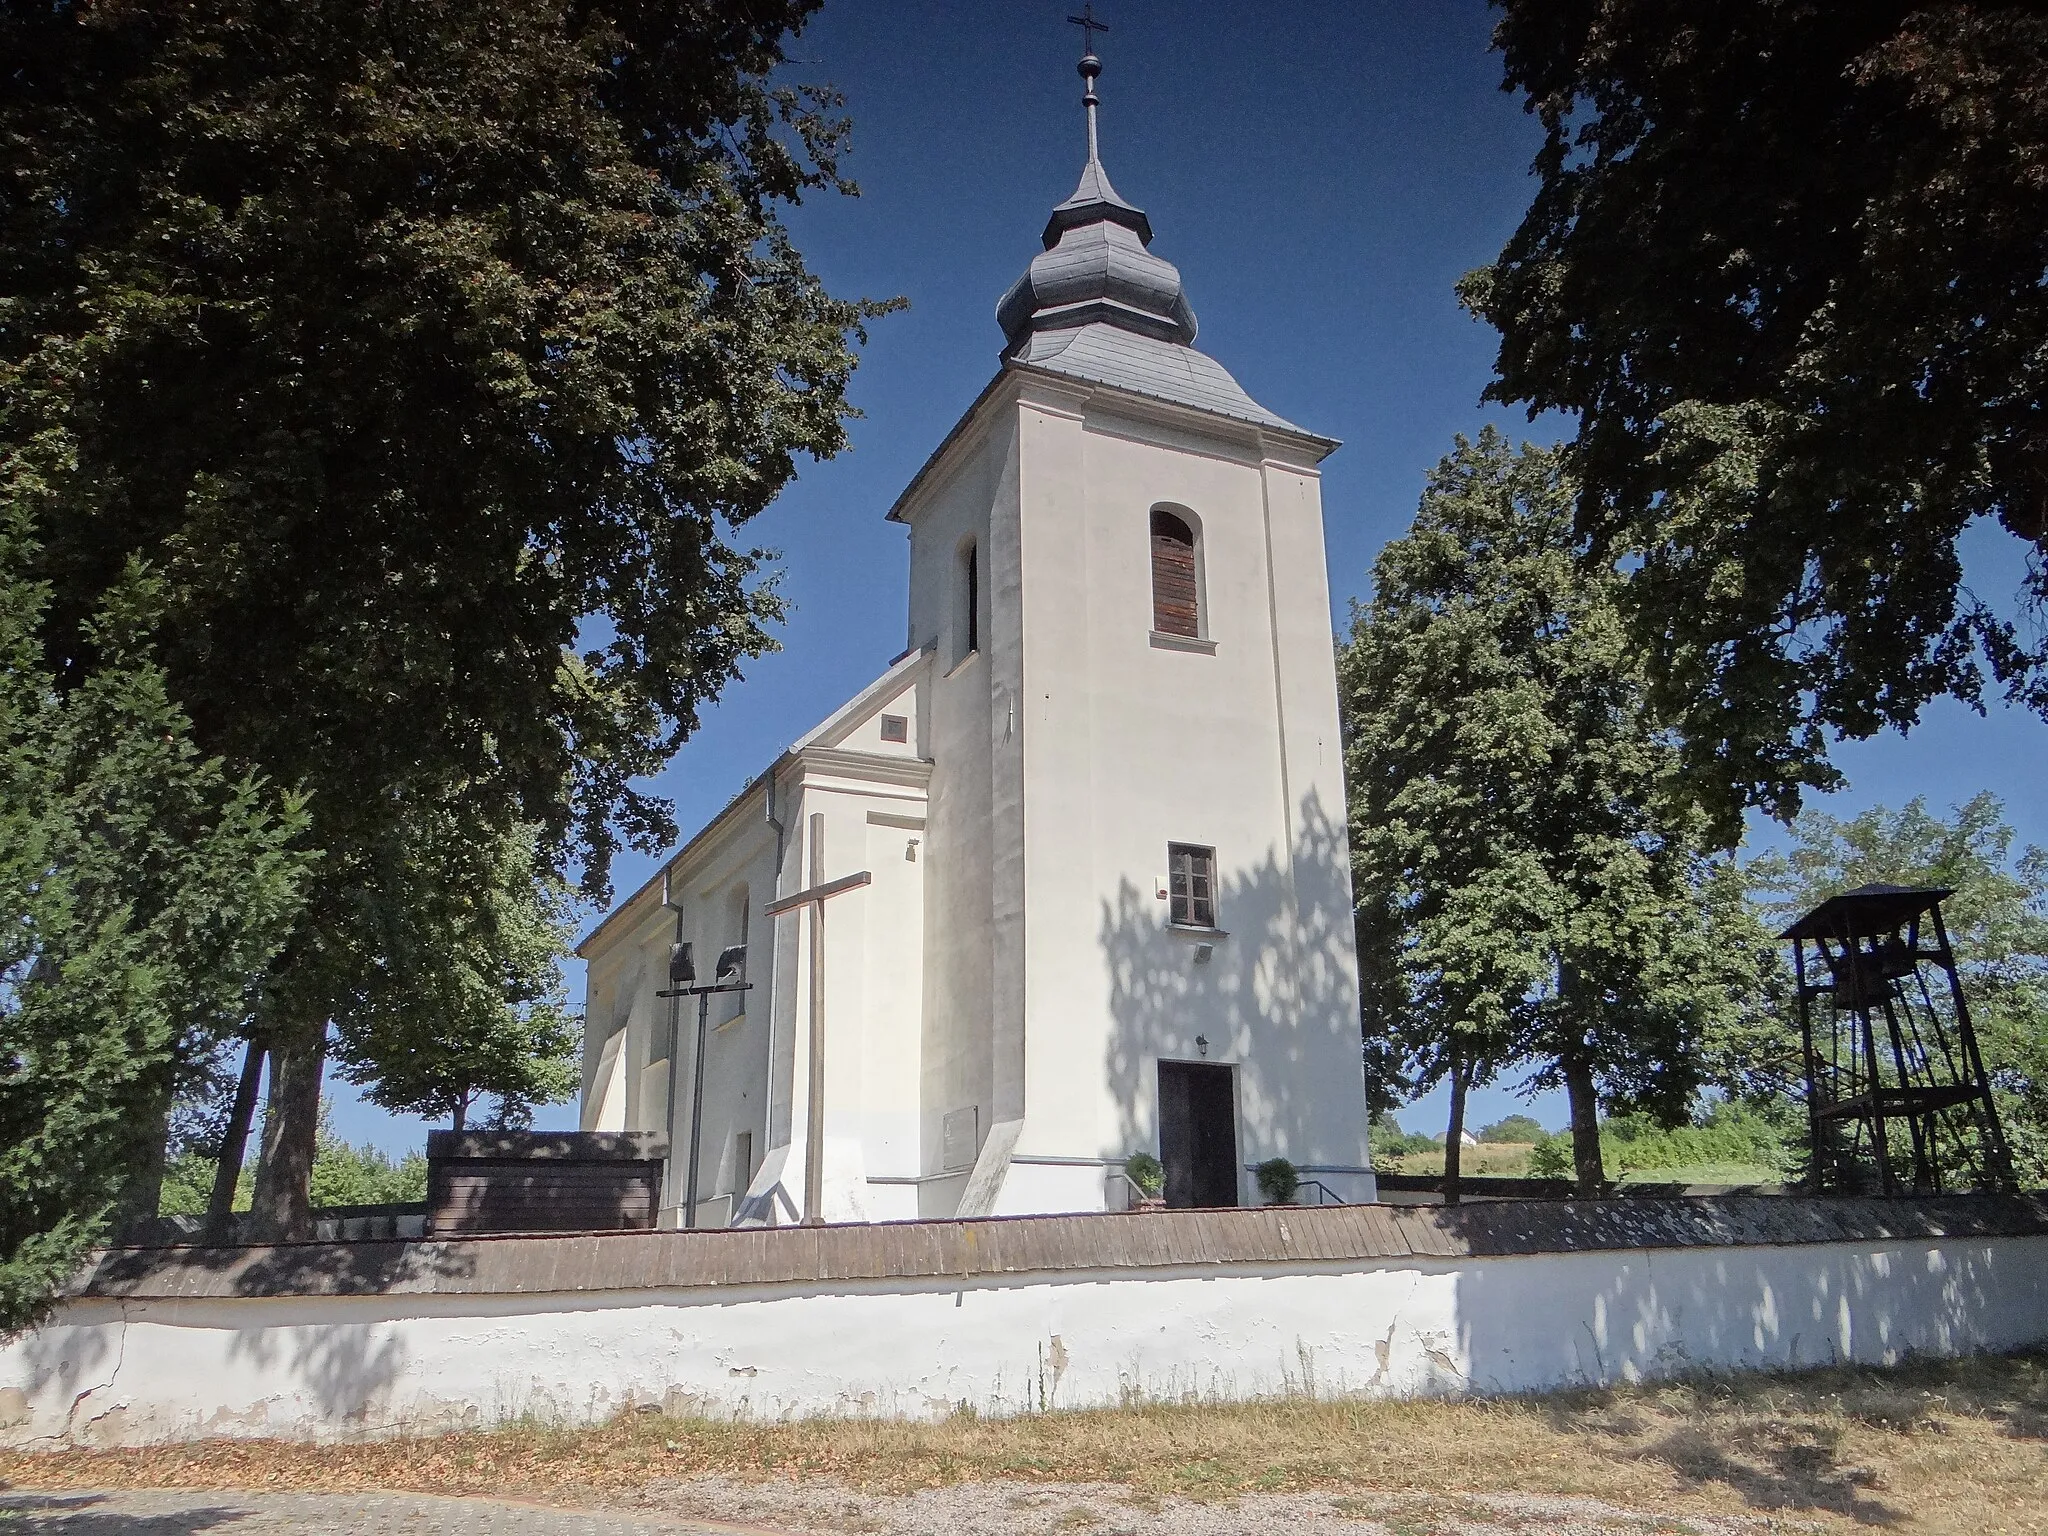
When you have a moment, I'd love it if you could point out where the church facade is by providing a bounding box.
[575,51,1374,1225]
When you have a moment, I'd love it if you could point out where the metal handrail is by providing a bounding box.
[1112,1169,1161,1207]
[1289,1178,1342,1205]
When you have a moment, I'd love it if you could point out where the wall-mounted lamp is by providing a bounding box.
[1193,941,1214,964]
[1195,1034,1209,1057]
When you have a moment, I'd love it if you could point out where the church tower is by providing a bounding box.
[891,43,1372,1214]
[575,38,1371,1228]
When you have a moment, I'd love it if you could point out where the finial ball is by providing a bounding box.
[1078,53,1101,81]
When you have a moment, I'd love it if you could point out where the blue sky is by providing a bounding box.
[325,0,2047,1155]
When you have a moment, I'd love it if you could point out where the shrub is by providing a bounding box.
[1478,1114,1547,1144]
[1255,1157,1299,1204]
[1525,1102,1794,1182]
[1123,1151,1164,1198]
[1369,1114,1440,1159]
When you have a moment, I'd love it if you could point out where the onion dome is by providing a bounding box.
[996,52,1198,350]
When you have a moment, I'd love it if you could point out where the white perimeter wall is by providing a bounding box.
[6,1235,2047,1448]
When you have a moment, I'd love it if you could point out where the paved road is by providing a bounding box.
[0,1490,775,1535]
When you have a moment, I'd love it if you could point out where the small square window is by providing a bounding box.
[880,714,909,743]
[1167,843,1216,929]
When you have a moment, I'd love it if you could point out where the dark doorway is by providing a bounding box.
[1157,1060,1238,1208]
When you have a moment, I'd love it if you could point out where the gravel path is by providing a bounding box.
[625,1476,1793,1536]
[2,1483,1800,1536]
[0,1490,776,1534]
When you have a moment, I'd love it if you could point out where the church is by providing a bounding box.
[574,43,1374,1226]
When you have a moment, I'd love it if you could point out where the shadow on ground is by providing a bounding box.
[1526,1350,2048,1527]
[0,1493,247,1532]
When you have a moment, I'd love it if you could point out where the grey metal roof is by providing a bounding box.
[1009,322,1325,442]
[994,74,1329,449]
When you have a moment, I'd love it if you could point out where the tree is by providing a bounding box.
[1749,794,2048,1181]
[0,510,308,1332]
[332,820,580,1132]
[1462,2,2048,838]
[2,0,890,1232]
[1342,430,1773,1192]
[1477,1114,1546,1145]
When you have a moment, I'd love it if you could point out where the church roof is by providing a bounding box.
[991,47,1321,442]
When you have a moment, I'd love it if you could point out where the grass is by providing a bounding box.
[1379,1143,1541,1178]
[1377,1147,1785,1187]
[5,1352,2048,1533]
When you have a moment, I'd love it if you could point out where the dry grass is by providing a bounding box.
[5,1352,2048,1533]
[1379,1144,1541,1178]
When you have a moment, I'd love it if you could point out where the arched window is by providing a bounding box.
[1150,508,1199,638]
[956,538,980,662]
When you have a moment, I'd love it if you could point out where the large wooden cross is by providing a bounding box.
[763,812,871,1225]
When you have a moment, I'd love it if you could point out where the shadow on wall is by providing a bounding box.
[1452,1215,2018,1397]
[15,1239,476,1433]
[1101,790,1360,1183]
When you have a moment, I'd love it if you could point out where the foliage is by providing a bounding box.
[1749,794,2048,1182]
[1463,1,2048,836]
[331,821,581,1131]
[1476,1114,1547,1145]
[1527,1102,1793,1182]
[0,512,309,1333]
[161,1119,427,1215]
[1123,1152,1164,1198]
[1254,1158,1299,1205]
[0,0,892,1228]
[1369,1114,1439,1160]
[1341,430,1777,1186]
[306,1139,428,1209]
[158,1152,246,1218]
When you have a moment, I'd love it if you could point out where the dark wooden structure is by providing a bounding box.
[1783,883,2015,1195]
[426,1131,667,1235]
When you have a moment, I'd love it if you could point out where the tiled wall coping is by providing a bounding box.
[67,1193,2048,1302]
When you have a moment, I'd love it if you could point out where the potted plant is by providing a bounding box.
[1255,1157,1299,1206]
[1122,1151,1165,1211]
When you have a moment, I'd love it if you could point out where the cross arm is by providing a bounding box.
[762,869,873,918]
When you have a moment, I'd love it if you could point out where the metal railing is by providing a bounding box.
[1288,1178,1343,1206]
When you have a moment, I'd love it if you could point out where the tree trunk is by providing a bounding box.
[207,1037,267,1235]
[452,1093,466,1133]
[251,1022,325,1239]
[112,1083,172,1240]
[1442,1057,1469,1207]
[1560,1041,1604,1195]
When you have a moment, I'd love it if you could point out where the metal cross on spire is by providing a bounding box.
[1067,3,1109,59]
[1066,4,1109,161]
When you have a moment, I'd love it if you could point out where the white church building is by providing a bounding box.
[575,47,1374,1226]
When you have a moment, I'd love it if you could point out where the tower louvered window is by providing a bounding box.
[1150,509,1199,637]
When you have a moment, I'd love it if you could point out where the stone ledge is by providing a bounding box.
[65,1193,2048,1303]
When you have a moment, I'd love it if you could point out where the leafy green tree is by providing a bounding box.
[2,0,890,1233]
[1342,430,1774,1192]
[1477,1114,1547,1145]
[1749,794,2048,1182]
[1368,1114,1439,1162]
[162,1108,428,1216]
[306,1138,428,1209]
[1462,2,2048,837]
[1527,1101,1792,1183]
[0,512,309,1331]
[333,820,580,1132]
